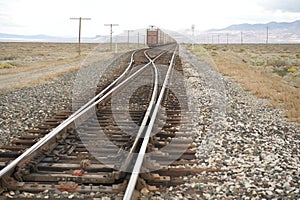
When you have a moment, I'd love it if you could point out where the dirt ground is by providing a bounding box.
[0,42,144,90]
[187,44,300,122]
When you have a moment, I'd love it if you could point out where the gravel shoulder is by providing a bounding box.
[169,45,300,199]
[0,50,128,146]
[0,72,76,146]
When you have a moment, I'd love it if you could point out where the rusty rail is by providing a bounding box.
[123,44,178,200]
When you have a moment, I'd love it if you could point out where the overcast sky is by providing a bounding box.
[0,0,300,37]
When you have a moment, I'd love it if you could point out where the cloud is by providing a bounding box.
[259,0,300,12]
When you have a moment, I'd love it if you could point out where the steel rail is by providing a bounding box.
[128,49,162,150]
[0,46,170,178]
[120,49,164,172]
[69,49,137,121]
[0,49,143,178]
[123,44,178,200]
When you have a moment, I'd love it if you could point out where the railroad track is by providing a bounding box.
[0,43,203,199]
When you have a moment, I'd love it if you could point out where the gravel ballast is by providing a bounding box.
[158,46,300,199]
[0,72,75,146]
[0,46,299,199]
[0,52,130,147]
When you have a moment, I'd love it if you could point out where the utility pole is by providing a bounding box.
[226,33,229,45]
[114,35,118,54]
[126,30,134,47]
[104,24,119,51]
[70,17,91,55]
[241,31,243,44]
[266,26,269,44]
[191,24,195,49]
[137,32,140,48]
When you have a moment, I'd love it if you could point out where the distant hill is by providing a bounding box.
[0,31,145,43]
[0,32,111,43]
[174,20,300,44]
[2,20,300,44]
[218,20,300,32]
[0,33,69,42]
[206,20,300,43]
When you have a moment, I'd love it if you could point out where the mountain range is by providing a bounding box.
[0,32,110,43]
[0,29,147,44]
[188,20,300,44]
[1,20,300,43]
[166,20,300,44]
[218,20,300,32]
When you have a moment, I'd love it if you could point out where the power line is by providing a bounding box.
[126,30,134,47]
[137,32,140,48]
[191,24,195,49]
[241,31,243,44]
[266,26,269,44]
[70,17,91,56]
[226,33,229,45]
[104,24,119,51]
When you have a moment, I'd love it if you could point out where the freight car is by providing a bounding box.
[146,25,175,47]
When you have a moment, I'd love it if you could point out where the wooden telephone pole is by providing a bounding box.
[104,24,119,51]
[70,17,91,55]
[137,32,140,48]
[126,30,134,47]
[191,24,195,49]
[241,31,243,44]
[266,26,269,44]
[226,33,228,44]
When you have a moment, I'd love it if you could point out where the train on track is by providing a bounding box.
[146,25,176,47]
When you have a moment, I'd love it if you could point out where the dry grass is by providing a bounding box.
[0,42,145,75]
[0,43,92,75]
[0,42,146,90]
[188,44,300,122]
[12,66,82,89]
[0,62,16,69]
